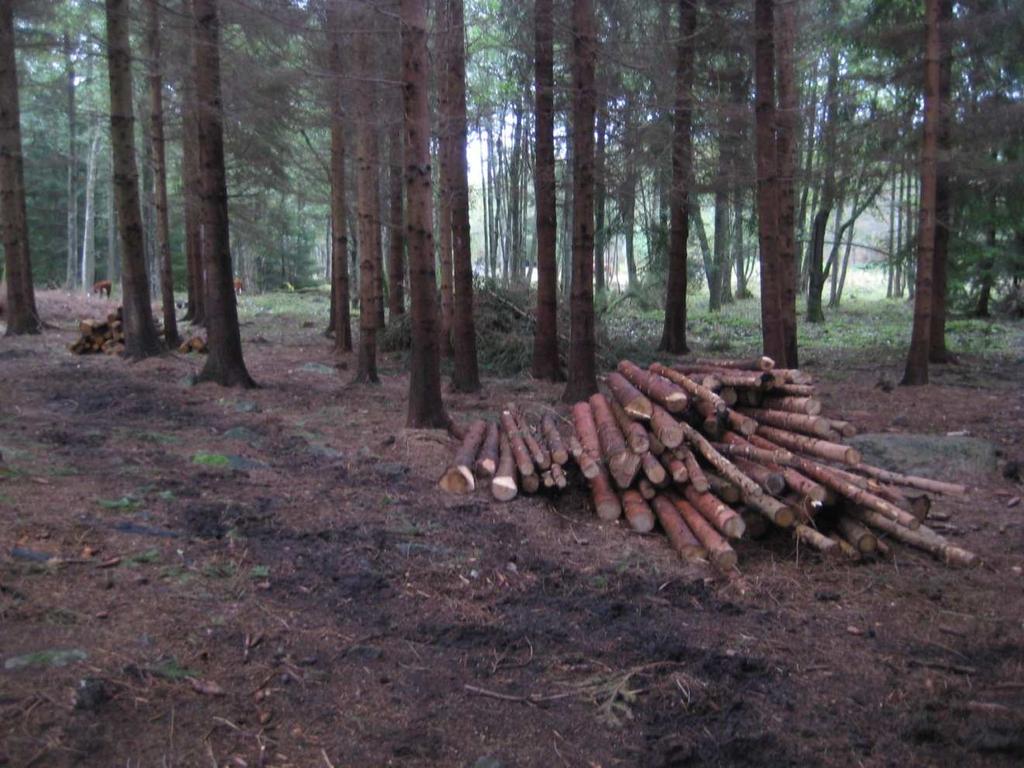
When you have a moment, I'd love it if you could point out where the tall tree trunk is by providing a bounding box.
[774,0,798,367]
[894,166,905,297]
[973,227,995,317]
[754,0,785,360]
[658,0,697,354]
[80,129,100,291]
[531,0,562,380]
[887,165,896,297]
[0,1,39,334]
[807,9,839,323]
[401,0,449,428]
[387,125,405,319]
[621,96,639,292]
[594,102,607,293]
[327,0,351,351]
[795,57,819,283]
[711,134,730,311]
[181,0,204,324]
[902,0,940,386]
[192,0,254,386]
[354,5,380,383]
[929,0,952,363]
[436,4,455,356]
[733,188,748,298]
[106,146,118,282]
[445,0,479,392]
[145,0,180,347]
[65,32,79,290]
[104,0,160,357]
[562,0,599,403]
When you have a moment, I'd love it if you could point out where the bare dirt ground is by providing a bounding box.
[1,291,1023,768]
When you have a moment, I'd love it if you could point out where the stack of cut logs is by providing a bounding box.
[177,336,209,354]
[441,356,978,570]
[69,307,126,355]
[440,406,570,501]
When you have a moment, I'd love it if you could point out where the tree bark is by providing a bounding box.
[902,0,940,386]
[387,124,405,320]
[327,0,352,352]
[145,0,180,348]
[562,0,599,403]
[104,0,161,357]
[0,2,40,334]
[531,0,562,381]
[181,0,204,324]
[354,4,380,383]
[929,0,952,363]
[402,0,449,428]
[191,0,254,386]
[659,0,697,354]
[80,128,99,292]
[445,0,480,392]
[594,102,607,293]
[754,0,785,362]
[774,0,798,367]
[64,32,79,290]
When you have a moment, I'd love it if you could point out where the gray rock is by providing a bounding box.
[848,433,997,479]
[228,455,268,471]
[300,362,336,376]
[223,426,262,445]
[234,400,261,414]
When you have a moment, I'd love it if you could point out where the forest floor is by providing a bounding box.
[1,288,1023,768]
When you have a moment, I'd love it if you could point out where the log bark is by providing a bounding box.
[652,495,705,561]
[755,425,860,465]
[725,409,759,436]
[683,486,745,539]
[706,472,741,504]
[671,494,737,570]
[836,516,877,554]
[500,410,536,478]
[617,360,689,413]
[637,477,657,500]
[692,356,775,372]
[622,490,655,533]
[439,419,486,493]
[677,447,709,493]
[641,452,667,486]
[515,412,551,471]
[850,464,966,496]
[741,407,832,438]
[650,404,685,449]
[475,421,499,477]
[850,507,977,567]
[541,413,569,465]
[733,456,786,496]
[660,452,689,484]
[651,363,727,415]
[794,524,840,557]
[758,395,821,415]
[610,399,650,454]
[589,466,622,521]
[492,433,517,501]
[607,372,653,420]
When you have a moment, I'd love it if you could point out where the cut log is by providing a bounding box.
[659,452,689,484]
[617,360,689,413]
[836,516,877,554]
[474,422,500,477]
[610,399,650,454]
[827,418,858,438]
[782,492,820,522]
[670,494,738,570]
[828,465,929,523]
[541,414,569,465]
[513,412,551,471]
[691,355,775,371]
[829,533,861,560]
[651,363,727,415]
[760,395,821,415]
[850,507,978,567]
[648,430,666,456]
[676,447,709,493]
[794,524,840,557]
[683,485,745,539]
[733,456,786,496]
[492,434,518,502]
[610,452,642,490]
[439,419,487,493]
[571,402,602,462]
[541,470,555,488]
[772,368,813,385]
[589,394,628,461]
[718,386,738,406]
[725,408,759,437]
[742,434,828,503]
[678,421,795,528]
[755,425,861,465]
[589,467,622,521]
[641,451,668,485]
[741,509,769,539]
[767,382,816,397]
[649,403,684,449]
[652,495,706,561]
[740,407,834,438]
[637,477,657,500]
[849,464,967,496]
[549,462,568,489]
[706,472,741,504]
[520,470,540,494]
[606,371,653,420]
[500,410,536,478]
[622,490,656,532]
[568,434,601,480]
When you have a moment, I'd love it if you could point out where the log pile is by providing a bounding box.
[177,336,209,354]
[441,355,979,571]
[564,356,977,569]
[69,307,126,355]
[439,406,569,503]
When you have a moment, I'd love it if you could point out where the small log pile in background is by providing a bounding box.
[69,307,126,355]
[441,356,978,571]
